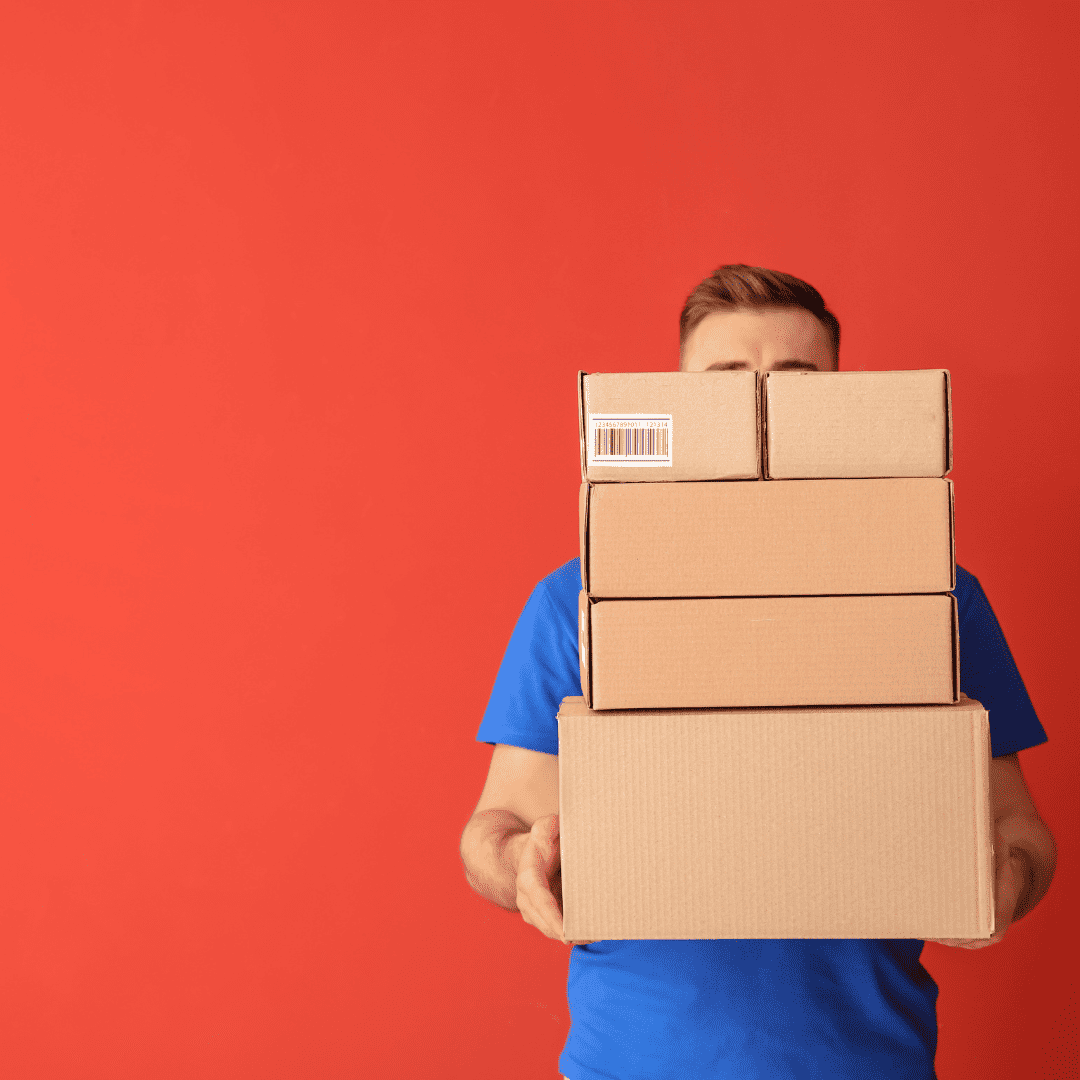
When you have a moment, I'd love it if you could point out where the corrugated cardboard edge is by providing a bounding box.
[943,370,953,476]
[579,483,590,593]
[556,697,571,945]
[950,594,960,702]
[971,700,995,937]
[755,370,766,478]
[947,479,956,590]
[577,370,588,482]
[578,591,592,708]
[761,371,773,478]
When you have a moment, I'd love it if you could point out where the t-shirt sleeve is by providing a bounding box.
[475,569,581,755]
[957,569,1048,758]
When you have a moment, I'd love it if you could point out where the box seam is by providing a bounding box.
[944,371,953,476]
[577,370,588,482]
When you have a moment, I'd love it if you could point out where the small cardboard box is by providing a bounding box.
[557,696,993,941]
[764,369,952,478]
[580,477,955,597]
[579,370,760,482]
[579,593,958,709]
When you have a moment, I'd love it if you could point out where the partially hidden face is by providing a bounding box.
[680,307,837,374]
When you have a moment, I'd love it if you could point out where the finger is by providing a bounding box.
[518,833,559,896]
[519,866,564,934]
[532,815,561,865]
[516,815,564,940]
[527,818,563,909]
[518,879,564,939]
[929,857,1022,949]
[517,841,564,939]
[931,934,1005,949]
[993,854,1021,938]
[533,813,559,843]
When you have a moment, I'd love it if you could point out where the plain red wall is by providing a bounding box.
[0,2,1075,1077]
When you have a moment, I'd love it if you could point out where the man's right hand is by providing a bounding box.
[513,813,564,940]
[462,745,594,944]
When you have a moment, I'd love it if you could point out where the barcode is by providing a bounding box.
[587,414,672,467]
[594,426,669,458]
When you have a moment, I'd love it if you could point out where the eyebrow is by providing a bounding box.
[772,359,821,370]
[702,359,821,371]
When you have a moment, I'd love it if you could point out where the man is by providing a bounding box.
[459,264,1057,1079]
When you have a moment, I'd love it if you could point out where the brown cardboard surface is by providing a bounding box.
[764,369,951,478]
[577,589,591,707]
[581,478,955,597]
[557,696,993,941]
[579,370,759,482]
[583,593,958,709]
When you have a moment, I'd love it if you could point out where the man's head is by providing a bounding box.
[679,264,840,374]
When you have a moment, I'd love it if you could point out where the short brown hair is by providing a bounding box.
[679,264,840,359]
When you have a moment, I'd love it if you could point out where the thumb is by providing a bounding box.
[532,814,560,863]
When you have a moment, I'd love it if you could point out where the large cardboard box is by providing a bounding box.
[579,370,760,482]
[557,696,993,941]
[579,593,958,709]
[580,477,955,597]
[764,369,952,478]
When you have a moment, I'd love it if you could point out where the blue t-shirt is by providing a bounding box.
[476,559,1047,1080]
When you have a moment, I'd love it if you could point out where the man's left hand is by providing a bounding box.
[926,837,1027,950]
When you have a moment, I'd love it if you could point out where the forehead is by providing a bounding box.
[682,307,835,367]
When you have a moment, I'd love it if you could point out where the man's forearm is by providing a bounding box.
[998,812,1057,922]
[460,808,531,911]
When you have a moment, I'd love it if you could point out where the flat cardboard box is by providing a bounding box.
[764,369,952,478]
[579,593,958,709]
[556,696,993,941]
[580,477,955,597]
[579,370,759,482]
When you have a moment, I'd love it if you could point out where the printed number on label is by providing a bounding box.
[588,414,672,467]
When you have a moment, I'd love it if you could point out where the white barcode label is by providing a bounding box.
[588,414,673,467]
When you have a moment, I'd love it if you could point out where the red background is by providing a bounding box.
[0,2,1076,1077]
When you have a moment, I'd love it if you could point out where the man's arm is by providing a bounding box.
[460,744,566,940]
[931,751,1057,949]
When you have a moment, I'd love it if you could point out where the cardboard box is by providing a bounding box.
[579,370,760,482]
[556,696,993,941]
[579,593,958,709]
[764,369,952,478]
[580,477,955,597]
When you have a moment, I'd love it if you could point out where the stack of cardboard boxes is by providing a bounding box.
[558,369,994,942]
